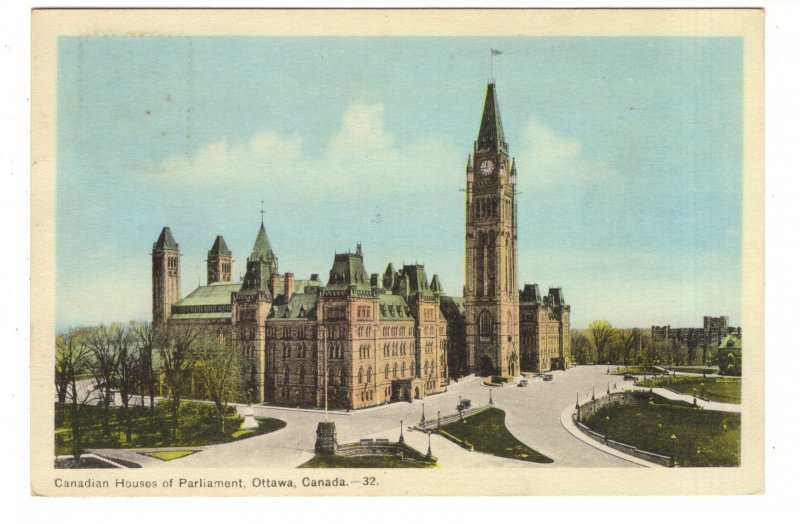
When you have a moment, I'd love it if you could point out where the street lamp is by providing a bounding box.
[420,403,426,425]
[671,434,678,467]
[399,419,404,443]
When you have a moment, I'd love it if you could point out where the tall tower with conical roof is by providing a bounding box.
[207,235,233,285]
[465,83,519,378]
[241,221,278,293]
[152,226,181,324]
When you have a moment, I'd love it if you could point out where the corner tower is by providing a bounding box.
[152,226,180,324]
[464,83,519,377]
[207,235,233,284]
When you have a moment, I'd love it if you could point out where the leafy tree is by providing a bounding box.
[570,330,595,364]
[194,333,245,434]
[588,320,615,364]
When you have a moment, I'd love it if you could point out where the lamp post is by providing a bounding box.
[592,386,595,401]
[426,432,432,458]
[576,392,580,410]
[437,410,441,429]
[420,403,426,425]
[399,419,404,443]
[671,434,678,467]
[489,389,493,406]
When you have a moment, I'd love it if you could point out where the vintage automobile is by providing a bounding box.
[457,399,472,411]
[624,374,636,381]
[517,379,529,388]
[542,374,553,382]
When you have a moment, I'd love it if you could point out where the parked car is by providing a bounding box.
[517,379,529,388]
[457,399,472,411]
[624,374,636,381]
[543,374,553,382]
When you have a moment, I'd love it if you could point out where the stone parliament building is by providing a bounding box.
[151,83,571,409]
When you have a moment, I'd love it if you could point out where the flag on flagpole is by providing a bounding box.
[491,49,503,55]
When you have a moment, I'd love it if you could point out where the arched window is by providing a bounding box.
[358,366,364,384]
[424,361,428,376]
[392,363,398,378]
[478,310,493,339]
[328,367,335,387]
[298,365,305,384]
[283,365,290,384]
[367,366,372,383]
[384,363,389,379]
[340,368,346,386]
[401,362,406,377]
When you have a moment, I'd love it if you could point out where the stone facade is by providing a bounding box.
[519,284,571,372]
[651,316,739,363]
[464,83,520,378]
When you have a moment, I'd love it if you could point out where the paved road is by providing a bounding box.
[92,365,640,468]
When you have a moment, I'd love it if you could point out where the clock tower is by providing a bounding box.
[465,82,519,378]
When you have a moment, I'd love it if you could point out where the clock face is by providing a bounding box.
[479,159,494,176]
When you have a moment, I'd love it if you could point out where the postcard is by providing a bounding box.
[31,8,764,496]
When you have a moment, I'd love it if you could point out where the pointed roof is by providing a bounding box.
[401,264,429,293]
[326,247,372,291]
[430,274,443,294]
[209,235,231,257]
[475,83,508,154]
[249,223,274,262]
[154,227,178,250]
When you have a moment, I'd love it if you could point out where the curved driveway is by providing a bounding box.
[92,365,638,468]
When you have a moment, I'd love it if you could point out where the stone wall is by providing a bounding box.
[574,391,672,467]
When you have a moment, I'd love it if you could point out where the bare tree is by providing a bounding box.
[195,332,245,434]
[131,321,163,416]
[114,324,141,444]
[157,323,202,441]
[588,320,615,364]
[55,328,92,459]
[82,325,121,437]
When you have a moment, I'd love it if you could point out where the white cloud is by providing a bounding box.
[520,116,582,165]
[151,102,459,200]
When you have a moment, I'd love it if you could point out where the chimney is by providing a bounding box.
[270,272,280,297]
[284,272,295,300]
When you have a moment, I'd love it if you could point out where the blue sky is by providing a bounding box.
[56,36,742,330]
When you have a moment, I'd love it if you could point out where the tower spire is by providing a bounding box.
[475,82,508,155]
[260,199,265,225]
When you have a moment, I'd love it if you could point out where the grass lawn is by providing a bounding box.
[141,450,198,461]
[299,454,435,468]
[55,402,286,456]
[672,366,718,374]
[609,365,666,376]
[435,407,553,463]
[638,376,741,404]
[583,395,740,467]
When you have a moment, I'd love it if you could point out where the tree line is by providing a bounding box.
[55,321,255,459]
[571,320,717,368]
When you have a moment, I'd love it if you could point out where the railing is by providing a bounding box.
[416,404,491,431]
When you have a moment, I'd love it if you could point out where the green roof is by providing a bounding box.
[269,293,318,321]
[326,250,372,291]
[439,295,465,319]
[154,227,178,250]
[170,312,231,320]
[249,222,275,262]
[476,83,508,155]
[378,294,412,321]
[209,235,231,256]
[173,282,241,307]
